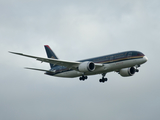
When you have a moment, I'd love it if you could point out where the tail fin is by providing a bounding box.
[44,45,58,68]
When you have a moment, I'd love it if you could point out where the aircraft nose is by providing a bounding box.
[143,56,148,62]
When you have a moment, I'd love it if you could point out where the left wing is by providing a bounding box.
[9,51,103,70]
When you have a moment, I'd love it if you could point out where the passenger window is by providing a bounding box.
[127,52,132,57]
[110,56,114,61]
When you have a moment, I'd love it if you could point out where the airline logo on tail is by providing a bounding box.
[44,45,58,68]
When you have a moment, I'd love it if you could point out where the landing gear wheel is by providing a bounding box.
[99,78,108,83]
[79,75,88,81]
[104,78,108,81]
[85,76,88,79]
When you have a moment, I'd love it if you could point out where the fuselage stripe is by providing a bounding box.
[98,55,144,64]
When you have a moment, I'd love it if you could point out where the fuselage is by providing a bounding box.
[45,51,148,78]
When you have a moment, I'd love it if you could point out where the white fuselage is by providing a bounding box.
[54,56,148,78]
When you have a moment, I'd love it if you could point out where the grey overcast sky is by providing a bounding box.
[0,0,160,120]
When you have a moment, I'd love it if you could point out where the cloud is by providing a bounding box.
[0,0,160,120]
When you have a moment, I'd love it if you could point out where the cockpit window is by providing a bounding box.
[137,52,144,56]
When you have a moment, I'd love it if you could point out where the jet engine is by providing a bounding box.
[119,67,136,77]
[78,61,95,72]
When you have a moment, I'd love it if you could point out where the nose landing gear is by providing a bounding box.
[135,65,140,72]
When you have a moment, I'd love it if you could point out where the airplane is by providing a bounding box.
[9,45,148,83]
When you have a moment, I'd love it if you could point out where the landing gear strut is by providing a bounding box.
[79,75,88,81]
[135,65,140,72]
[99,73,108,83]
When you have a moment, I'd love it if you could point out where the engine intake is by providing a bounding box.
[119,67,136,77]
[78,61,95,72]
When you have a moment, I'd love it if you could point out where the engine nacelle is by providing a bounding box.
[78,61,95,72]
[119,67,136,77]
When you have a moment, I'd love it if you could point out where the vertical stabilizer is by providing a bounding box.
[44,45,58,68]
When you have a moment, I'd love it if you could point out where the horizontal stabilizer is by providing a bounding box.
[25,67,54,73]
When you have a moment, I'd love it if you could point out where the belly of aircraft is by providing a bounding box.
[54,58,143,78]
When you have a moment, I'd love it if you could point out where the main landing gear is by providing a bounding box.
[79,73,108,83]
[99,78,108,83]
[79,75,88,81]
[99,73,108,83]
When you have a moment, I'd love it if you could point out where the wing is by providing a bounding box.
[9,51,103,70]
